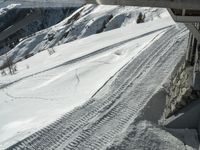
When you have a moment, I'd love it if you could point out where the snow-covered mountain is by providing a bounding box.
[0,4,166,69]
[0,5,77,56]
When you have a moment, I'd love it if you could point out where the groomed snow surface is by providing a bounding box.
[0,5,198,150]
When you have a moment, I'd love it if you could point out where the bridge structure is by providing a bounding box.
[1,0,200,118]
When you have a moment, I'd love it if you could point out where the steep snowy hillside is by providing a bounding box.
[0,4,166,69]
[1,4,196,150]
[0,14,194,149]
[0,5,77,56]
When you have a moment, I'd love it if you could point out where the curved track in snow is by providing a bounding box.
[7,25,188,150]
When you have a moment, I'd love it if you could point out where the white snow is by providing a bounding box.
[0,15,175,149]
[0,4,20,15]
[0,3,198,150]
[0,5,167,68]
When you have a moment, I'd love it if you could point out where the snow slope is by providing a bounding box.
[0,16,175,149]
[3,20,193,149]
[0,6,76,56]
[0,4,197,150]
[0,4,166,69]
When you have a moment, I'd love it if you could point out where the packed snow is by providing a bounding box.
[0,4,198,150]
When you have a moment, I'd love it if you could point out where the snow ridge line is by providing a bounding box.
[0,25,172,90]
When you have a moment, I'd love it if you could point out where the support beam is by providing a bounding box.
[168,9,200,23]
[86,0,200,10]
[1,0,200,10]
[184,23,200,42]
[193,44,200,90]
[186,33,193,64]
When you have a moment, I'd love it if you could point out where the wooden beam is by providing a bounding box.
[86,0,200,10]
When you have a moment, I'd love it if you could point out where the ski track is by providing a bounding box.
[7,25,188,150]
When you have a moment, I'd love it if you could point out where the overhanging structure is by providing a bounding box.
[86,0,200,10]
[86,0,200,22]
[2,0,200,22]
